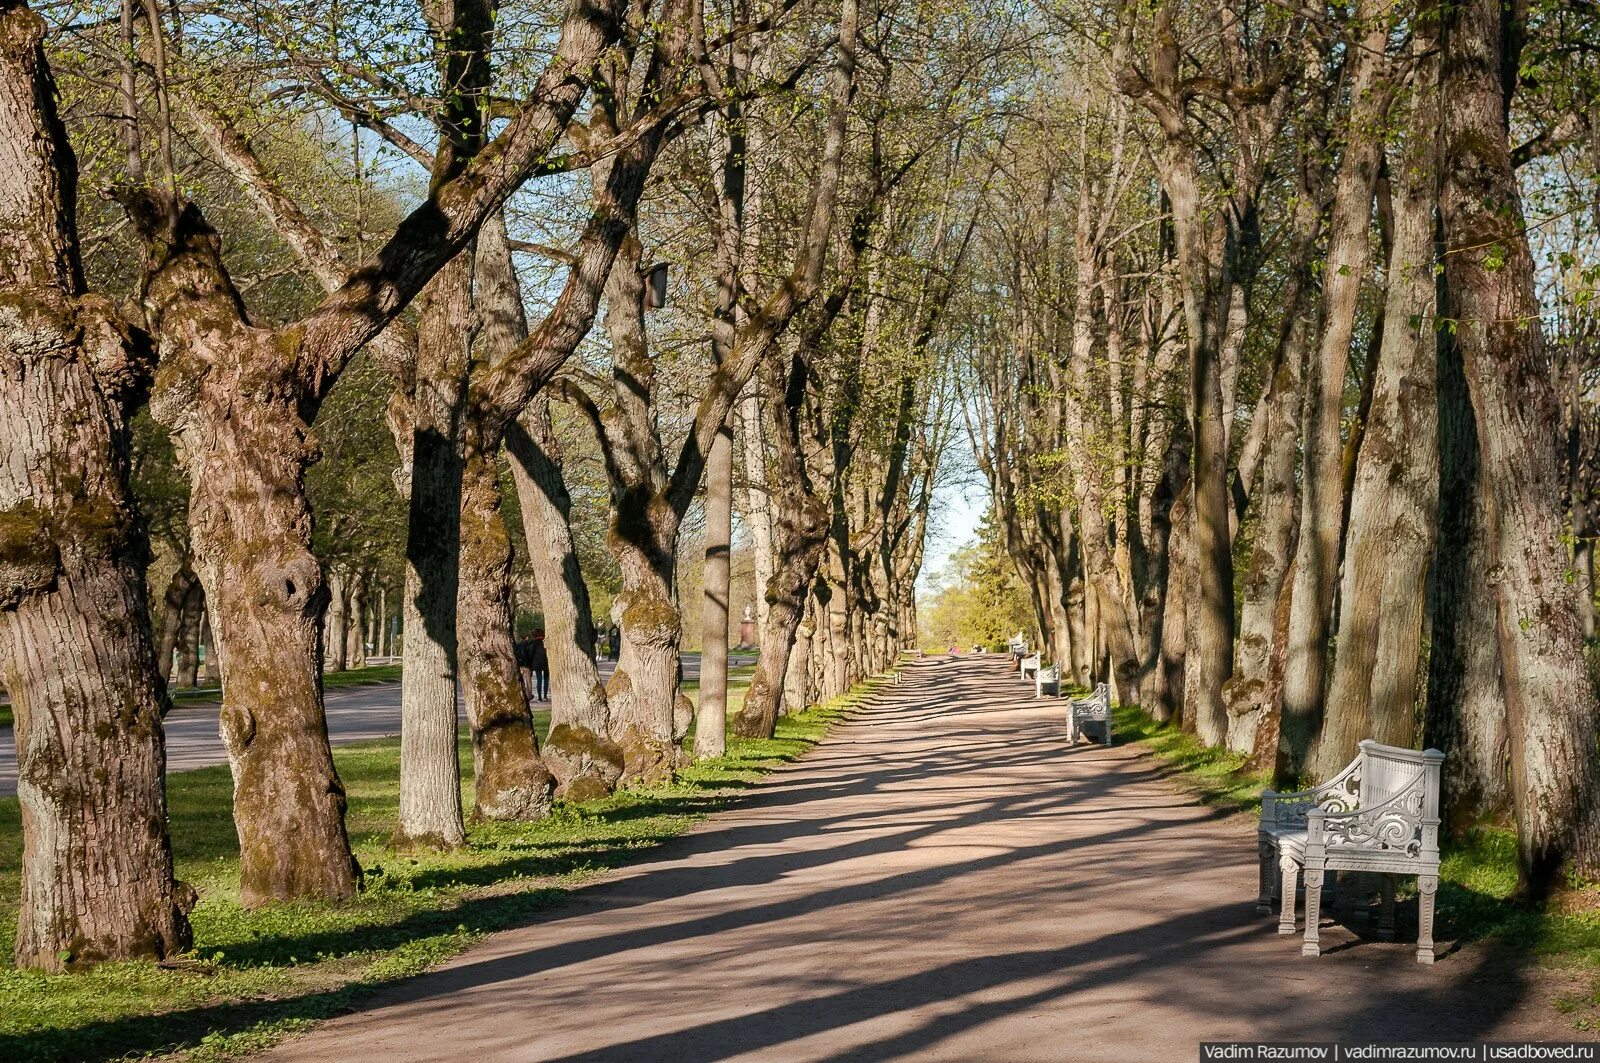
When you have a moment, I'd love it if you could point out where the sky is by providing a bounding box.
[918,460,991,593]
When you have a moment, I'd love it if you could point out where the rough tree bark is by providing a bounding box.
[120,0,631,903]
[1277,1,1395,774]
[0,0,193,970]
[1316,41,1440,775]
[1439,0,1600,890]
[1424,320,1509,831]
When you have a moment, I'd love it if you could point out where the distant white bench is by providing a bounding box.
[1035,663,1061,698]
[1068,681,1112,746]
[1018,653,1040,682]
[1259,740,1444,963]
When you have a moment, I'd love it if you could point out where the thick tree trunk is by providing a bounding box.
[1424,327,1508,831]
[0,3,194,966]
[457,436,554,820]
[1278,11,1394,773]
[1440,0,1600,888]
[137,216,360,905]
[506,408,622,798]
[394,259,471,850]
[1316,53,1440,776]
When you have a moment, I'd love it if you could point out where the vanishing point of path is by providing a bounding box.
[266,658,1570,1062]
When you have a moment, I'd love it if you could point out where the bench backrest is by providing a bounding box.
[1072,681,1110,719]
[1357,740,1443,822]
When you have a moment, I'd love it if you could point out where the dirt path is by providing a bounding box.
[263,657,1569,1062]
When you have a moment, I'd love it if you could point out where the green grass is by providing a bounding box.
[0,667,873,1063]
[1113,701,1600,1026]
[167,664,406,705]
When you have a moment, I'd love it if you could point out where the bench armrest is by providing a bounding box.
[1305,770,1429,855]
[1262,758,1362,829]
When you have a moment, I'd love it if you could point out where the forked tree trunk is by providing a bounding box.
[1316,49,1440,776]
[130,200,358,905]
[1440,0,1600,889]
[0,2,194,968]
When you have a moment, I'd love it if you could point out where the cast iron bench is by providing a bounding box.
[1068,681,1112,746]
[1258,739,1444,963]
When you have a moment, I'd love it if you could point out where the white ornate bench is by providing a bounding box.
[1035,663,1061,698]
[1068,681,1112,746]
[1019,652,1040,682]
[1258,740,1444,963]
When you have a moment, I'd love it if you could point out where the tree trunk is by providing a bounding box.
[327,569,349,672]
[1226,313,1304,753]
[394,258,471,850]
[174,587,203,687]
[1440,0,1600,889]
[457,433,554,820]
[1424,324,1508,831]
[1316,48,1440,776]
[347,573,367,669]
[505,406,622,798]
[155,561,197,683]
[739,392,775,637]
[696,425,733,758]
[134,210,360,902]
[1278,9,1394,773]
[0,1,195,968]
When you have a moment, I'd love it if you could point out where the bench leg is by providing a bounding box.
[1378,875,1396,941]
[1256,840,1275,914]
[1416,874,1438,964]
[1278,858,1299,935]
[1301,868,1324,957]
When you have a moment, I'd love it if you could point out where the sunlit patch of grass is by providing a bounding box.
[1111,704,1267,810]
[0,672,879,1063]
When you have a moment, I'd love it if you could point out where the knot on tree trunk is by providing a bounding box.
[256,552,326,617]
[0,500,60,609]
[544,723,624,801]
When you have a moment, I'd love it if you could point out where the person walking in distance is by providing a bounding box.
[530,630,550,703]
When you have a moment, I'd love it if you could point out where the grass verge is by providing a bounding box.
[0,668,872,1063]
[1113,702,1600,1026]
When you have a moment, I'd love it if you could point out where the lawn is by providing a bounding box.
[1112,702,1600,1028]
[0,664,409,729]
[0,663,866,1063]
